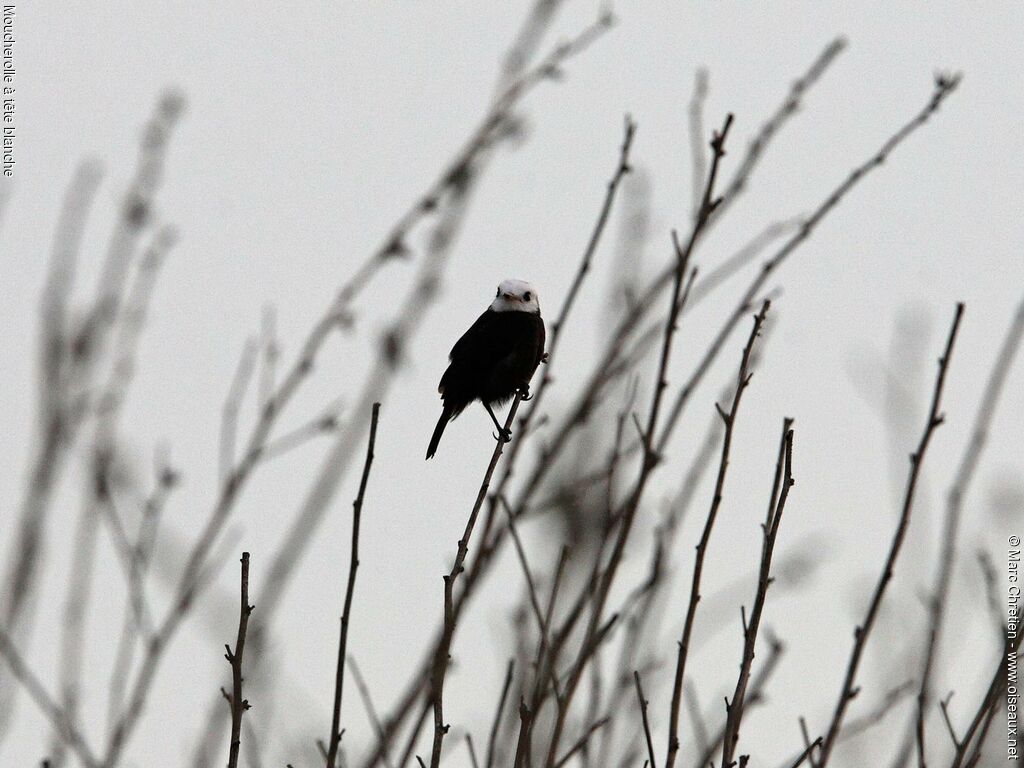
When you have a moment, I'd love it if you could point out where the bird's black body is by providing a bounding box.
[426,305,545,459]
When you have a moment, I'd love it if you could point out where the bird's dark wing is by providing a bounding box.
[448,308,500,363]
[534,315,546,367]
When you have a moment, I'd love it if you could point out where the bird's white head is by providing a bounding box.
[490,279,540,314]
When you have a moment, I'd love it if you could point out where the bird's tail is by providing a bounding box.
[426,405,454,460]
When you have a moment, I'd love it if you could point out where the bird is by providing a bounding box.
[426,279,546,460]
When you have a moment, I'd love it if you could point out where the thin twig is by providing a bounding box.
[485,660,515,768]
[429,394,525,768]
[695,635,785,768]
[512,699,533,768]
[722,423,795,767]
[347,657,393,768]
[949,631,1020,767]
[466,734,480,768]
[914,295,1024,767]
[634,671,657,768]
[817,303,965,767]
[552,717,611,768]
[666,300,771,768]
[788,738,824,768]
[223,552,253,768]
[327,403,381,768]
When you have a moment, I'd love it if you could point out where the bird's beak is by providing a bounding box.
[502,293,517,301]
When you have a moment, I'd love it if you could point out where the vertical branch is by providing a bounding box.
[429,394,525,768]
[817,303,965,767]
[665,299,771,768]
[223,553,254,768]
[0,161,102,739]
[948,630,1020,768]
[634,671,657,768]
[326,403,382,768]
[721,423,795,767]
[913,296,1024,766]
[106,455,179,734]
[687,69,709,222]
[694,635,784,768]
[220,339,258,485]
[512,699,534,768]
[485,660,515,768]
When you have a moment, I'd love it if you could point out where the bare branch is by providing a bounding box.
[429,394,525,767]
[0,626,99,768]
[914,295,1024,766]
[224,552,254,768]
[817,303,965,766]
[666,300,771,768]
[634,671,657,768]
[485,660,515,768]
[721,424,795,767]
[327,403,382,768]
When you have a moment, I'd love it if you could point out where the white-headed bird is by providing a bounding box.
[426,279,546,459]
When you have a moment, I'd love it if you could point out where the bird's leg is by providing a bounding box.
[483,402,512,443]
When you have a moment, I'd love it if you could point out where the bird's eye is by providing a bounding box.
[523,292,532,301]
[496,287,501,297]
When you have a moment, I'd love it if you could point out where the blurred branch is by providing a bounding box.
[842,680,916,743]
[817,302,965,767]
[485,660,515,768]
[688,69,709,222]
[326,403,381,768]
[220,338,258,485]
[256,401,343,464]
[106,455,179,735]
[0,161,102,738]
[552,716,610,768]
[53,223,177,766]
[348,657,393,768]
[338,7,613,306]
[714,39,846,221]
[0,626,99,768]
[258,305,278,412]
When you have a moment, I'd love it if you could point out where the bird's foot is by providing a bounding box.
[493,427,513,443]
[518,384,533,401]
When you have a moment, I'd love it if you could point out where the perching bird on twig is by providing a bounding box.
[426,279,546,459]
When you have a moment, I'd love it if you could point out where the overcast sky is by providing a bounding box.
[2,2,1022,767]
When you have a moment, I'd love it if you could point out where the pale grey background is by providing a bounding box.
[1,2,1022,766]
